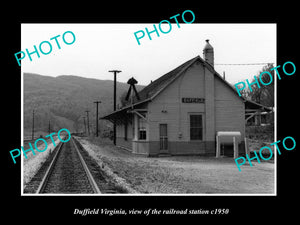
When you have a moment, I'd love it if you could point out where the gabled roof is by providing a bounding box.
[136,56,199,102]
[132,55,245,104]
[102,55,257,120]
[101,56,200,120]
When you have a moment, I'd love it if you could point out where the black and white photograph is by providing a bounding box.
[21,23,276,195]
[3,4,298,221]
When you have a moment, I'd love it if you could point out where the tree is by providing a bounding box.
[241,63,274,107]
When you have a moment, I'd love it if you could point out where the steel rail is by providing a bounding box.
[71,137,101,194]
[36,141,64,194]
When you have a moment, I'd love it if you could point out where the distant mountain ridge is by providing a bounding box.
[23,72,144,137]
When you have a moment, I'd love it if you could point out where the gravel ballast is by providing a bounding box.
[75,137,275,194]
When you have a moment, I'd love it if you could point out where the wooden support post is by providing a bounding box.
[216,135,220,158]
[244,137,250,156]
[233,136,238,158]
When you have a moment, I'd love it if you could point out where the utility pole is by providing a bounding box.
[108,70,122,145]
[32,109,35,140]
[83,116,87,136]
[94,101,101,137]
[48,120,51,134]
[85,110,90,136]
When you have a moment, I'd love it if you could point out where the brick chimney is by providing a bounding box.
[203,39,214,67]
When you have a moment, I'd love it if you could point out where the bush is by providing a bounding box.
[246,124,274,142]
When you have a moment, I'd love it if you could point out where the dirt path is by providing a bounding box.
[77,137,275,194]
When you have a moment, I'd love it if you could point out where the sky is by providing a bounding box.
[21,23,276,85]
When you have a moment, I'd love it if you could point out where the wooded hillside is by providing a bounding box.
[23,73,144,137]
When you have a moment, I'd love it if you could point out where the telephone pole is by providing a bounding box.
[83,116,87,136]
[31,109,35,140]
[48,120,51,134]
[85,110,90,136]
[94,101,101,137]
[108,70,122,145]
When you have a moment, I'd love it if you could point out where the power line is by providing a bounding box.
[94,101,101,137]
[85,110,90,136]
[215,62,274,66]
[32,109,35,140]
[108,70,122,145]
[83,116,87,135]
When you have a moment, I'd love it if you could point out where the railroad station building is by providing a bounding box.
[102,40,271,156]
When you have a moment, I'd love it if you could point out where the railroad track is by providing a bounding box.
[34,137,115,194]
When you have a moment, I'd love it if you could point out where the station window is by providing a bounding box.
[138,112,147,140]
[190,114,203,140]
